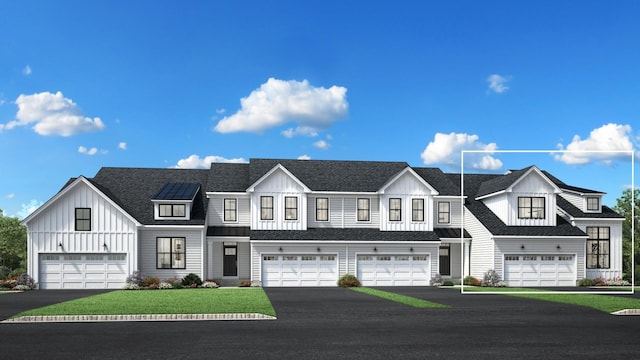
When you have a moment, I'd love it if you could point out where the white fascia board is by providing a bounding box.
[140,225,206,230]
[434,195,467,199]
[475,190,507,201]
[310,191,378,196]
[250,240,441,245]
[492,235,587,240]
[572,217,625,222]
[378,167,440,195]
[151,199,194,204]
[246,163,311,193]
[21,176,141,227]
[206,192,250,197]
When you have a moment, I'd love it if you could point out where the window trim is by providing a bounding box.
[260,196,274,221]
[156,237,186,269]
[586,197,600,212]
[411,198,424,222]
[75,208,91,231]
[357,198,370,222]
[517,196,545,219]
[284,196,298,221]
[223,198,237,222]
[437,201,451,224]
[389,198,402,222]
[586,226,610,269]
[316,197,329,222]
[159,203,186,218]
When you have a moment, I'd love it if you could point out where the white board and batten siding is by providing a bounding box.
[380,172,434,232]
[26,180,138,287]
[251,169,308,231]
[574,219,623,279]
[139,228,204,280]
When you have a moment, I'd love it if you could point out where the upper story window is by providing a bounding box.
[518,197,545,219]
[586,197,600,211]
[159,204,186,217]
[438,202,450,224]
[285,196,298,220]
[389,198,402,222]
[357,198,370,222]
[75,208,91,231]
[586,226,609,269]
[412,198,424,222]
[260,196,274,220]
[224,199,237,222]
[157,237,186,269]
[316,198,329,221]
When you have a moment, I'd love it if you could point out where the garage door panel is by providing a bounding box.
[262,254,337,287]
[357,254,430,286]
[39,254,127,289]
[504,254,575,287]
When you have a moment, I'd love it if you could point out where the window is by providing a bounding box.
[389,198,402,221]
[263,255,278,261]
[159,204,186,217]
[224,199,237,222]
[505,255,519,261]
[586,197,600,211]
[75,208,91,231]
[260,196,274,220]
[316,198,329,221]
[357,198,370,222]
[412,199,424,222]
[438,202,450,224]
[518,197,545,219]
[285,196,298,220]
[157,237,186,269]
[587,226,610,269]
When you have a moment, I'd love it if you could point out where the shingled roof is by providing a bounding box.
[556,195,624,219]
[250,228,441,242]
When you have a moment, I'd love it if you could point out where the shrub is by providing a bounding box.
[126,271,145,287]
[592,277,607,286]
[238,280,252,287]
[442,280,454,286]
[430,273,444,286]
[16,273,36,289]
[158,282,173,289]
[142,276,160,288]
[123,283,140,290]
[181,273,203,287]
[577,278,594,287]
[202,281,220,288]
[482,269,505,287]
[14,284,31,291]
[463,275,481,286]
[337,274,361,287]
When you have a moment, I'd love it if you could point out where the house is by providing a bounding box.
[22,159,624,289]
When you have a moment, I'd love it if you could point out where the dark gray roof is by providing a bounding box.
[153,182,200,200]
[556,196,624,219]
[207,226,251,237]
[250,228,440,242]
[89,167,209,225]
[413,167,460,196]
[206,163,250,192]
[434,228,472,239]
[475,166,534,198]
[542,171,604,195]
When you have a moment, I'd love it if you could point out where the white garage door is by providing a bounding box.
[357,254,430,286]
[504,255,575,287]
[262,254,338,287]
[39,254,127,289]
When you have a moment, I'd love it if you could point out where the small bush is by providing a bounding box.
[202,281,220,288]
[158,282,173,289]
[482,269,505,287]
[142,276,160,288]
[577,278,594,287]
[16,273,36,289]
[337,274,361,288]
[430,273,444,286]
[463,275,481,286]
[181,273,203,287]
[123,283,140,290]
[238,280,252,287]
[126,271,145,287]
[442,280,454,286]
[14,285,31,291]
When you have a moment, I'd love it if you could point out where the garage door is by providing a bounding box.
[504,255,575,287]
[262,254,338,287]
[357,254,430,286]
[39,254,127,289]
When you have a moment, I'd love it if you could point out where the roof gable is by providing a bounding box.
[379,167,439,195]
[476,166,560,200]
[247,163,311,193]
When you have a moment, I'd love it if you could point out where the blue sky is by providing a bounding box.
[0,1,638,218]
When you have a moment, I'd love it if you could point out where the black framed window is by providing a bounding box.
[260,196,274,220]
[157,237,186,269]
[224,199,237,222]
[518,197,545,219]
[586,227,610,269]
[285,196,298,220]
[412,198,424,222]
[75,208,91,231]
[357,198,370,222]
[389,198,402,222]
[438,202,450,224]
[159,204,186,217]
[586,197,600,211]
[316,198,329,221]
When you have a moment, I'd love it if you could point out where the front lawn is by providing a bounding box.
[350,287,450,308]
[461,286,640,313]
[13,288,276,318]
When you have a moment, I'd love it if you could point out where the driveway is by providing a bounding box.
[0,290,112,320]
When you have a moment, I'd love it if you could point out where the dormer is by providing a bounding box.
[152,182,201,221]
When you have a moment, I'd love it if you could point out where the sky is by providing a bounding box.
[0,1,638,219]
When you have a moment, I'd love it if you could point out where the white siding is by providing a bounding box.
[380,172,434,231]
[139,228,204,280]
[251,169,308,230]
[464,209,494,279]
[559,192,584,211]
[342,196,380,228]
[433,198,463,228]
[207,195,250,226]
[307,196,345,228]
[574,219,623,279]
[449,242,463,278]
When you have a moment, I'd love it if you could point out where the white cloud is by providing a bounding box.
[78,146,98,155]
[0,91,105,136]
[313,140,330,150]
[213,78,348,134]
[17,199,43,219]
[118,142,127,150]
[421,132,503,171]
[174,154,248,169]
[297,154,311,160]
[6,193,15,199]
[282,126,319,138]
[554,123,637,165]
[23,65,32,76]
[487,74,510,94]
[216,108,226,114]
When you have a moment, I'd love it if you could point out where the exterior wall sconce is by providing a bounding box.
[103,243,108,250]
[373,247,377,252]
[410,247,414,252]
[279,247,283,252]
[520,245,525,250]
[556,245,561,250]
[317,247,321,252]
[58,242,63,250]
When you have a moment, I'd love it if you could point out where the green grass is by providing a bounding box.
[13,288,276,318]
[350,287,450,308]
[461,286,640,313]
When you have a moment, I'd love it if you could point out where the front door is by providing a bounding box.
[439,245,450,276]
[223,245,237,276]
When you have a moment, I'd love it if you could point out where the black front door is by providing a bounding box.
[223,245,237,276]
[439,245,451,276]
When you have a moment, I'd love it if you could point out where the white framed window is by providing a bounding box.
[285,196,298,220]
[438,202,450,224]
[412,198,424,222]
[260,196,274,220]
[389,198,402,222]
[224,199,237,222]
[518,197,545,219]
[357,198,370,222]
[586,197,600,211]
[157,237,186,269]
[316,198,329,222]
[159,204,186,217]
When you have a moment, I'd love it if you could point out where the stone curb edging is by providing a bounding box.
[611,309,640,316]
[2,313,276,323]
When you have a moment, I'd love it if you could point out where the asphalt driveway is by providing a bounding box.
[0,290,112,320]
